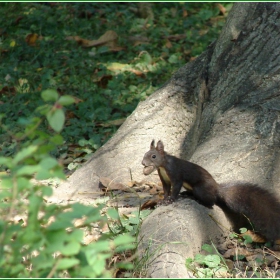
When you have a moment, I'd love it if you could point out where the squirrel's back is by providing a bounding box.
[217,181,280,242]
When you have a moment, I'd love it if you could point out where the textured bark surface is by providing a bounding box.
[53,3,280,277]
[137,199,231,278]
[67,3,280,191]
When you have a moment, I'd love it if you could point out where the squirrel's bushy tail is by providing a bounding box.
[217,181,280,242]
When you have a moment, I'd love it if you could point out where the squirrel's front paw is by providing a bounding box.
[158,197,174,206]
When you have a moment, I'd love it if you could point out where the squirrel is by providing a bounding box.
[142,140,280,244]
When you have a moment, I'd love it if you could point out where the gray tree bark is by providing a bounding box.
[53,3,280,277]
[67,3,280,192]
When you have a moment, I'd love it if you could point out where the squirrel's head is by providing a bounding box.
[142,140,165,175]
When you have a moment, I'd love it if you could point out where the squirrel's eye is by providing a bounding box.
[152,154,156,159]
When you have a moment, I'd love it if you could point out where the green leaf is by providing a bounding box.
[9,264,26,276]
[194,253,205,264]
[40,157,58,169]
[28,194,42,226]
[0,157,12,167]
[16,165,40,176]
[46,229,68,242]
[168,53,180,64]
[239,227,248,234]
[21,229,41,244]
[87,240,110,253]
[72,203,100,216]
[69,229,84,242]
[0,178,13,189]
[107,208,119,219]
[41,89,59,102]
[36,104,51,115]
[52,167,66,180]
[202,243,213,253]
[0,189,12,200]
[35,169,52,180]
[243,234,253,244]
[90,257,107,275]
[57,95,76,106]
[78,138,88,147]
[197,267,213,278]
[229,232,238,239]
[60,241,81,256]
[32,254,54,270]
[113,234,135,248]
[203,254,221,268]
[13,145,38,164]
[56,258,80,270]
[128,216,140,225]
[17,177,33,191]
[47,219,72,231]
[186,257,194,267]
[46,109,65,132]
[42,186,53,197]
[85,242,111,266]
[50,134,64,145]
[139,209,151,219]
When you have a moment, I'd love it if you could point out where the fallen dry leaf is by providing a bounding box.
[149,186,158,195]
[15,16,23,25]
[99,177,127,192]
[163,34,186,41]
[128,35,149,44]
[217,3,227,16]
[0,86,16,96]
[66,30,123,51]
[183,8,188,18]
[25,33,42,46]
[127,181,140,188]
[65,35,90,46]
[240,230,267,243]
[97,118,126,128]
[165,39,172,49]
[105,62,145,77]
[223,247,252,259]
[96,74,113,88]
[140,199,159,210]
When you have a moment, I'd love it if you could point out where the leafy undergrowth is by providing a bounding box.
[186,232,280,278]
[0,2,232,172]
[0,89,148,277]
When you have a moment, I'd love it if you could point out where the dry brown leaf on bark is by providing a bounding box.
[99,177,128,192]
[66,30,123,51]
[97,118,126,128]
[140,199,159,210]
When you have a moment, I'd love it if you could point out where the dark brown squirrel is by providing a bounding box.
[142,140,280,244]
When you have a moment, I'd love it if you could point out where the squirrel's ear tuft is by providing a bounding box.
[150,139,155,149]
[157,140,164,152]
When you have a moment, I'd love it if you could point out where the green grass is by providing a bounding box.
[0,3,232,168]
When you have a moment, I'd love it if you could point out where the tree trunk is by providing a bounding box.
[54,3,280,277]
[67,2,280,195]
